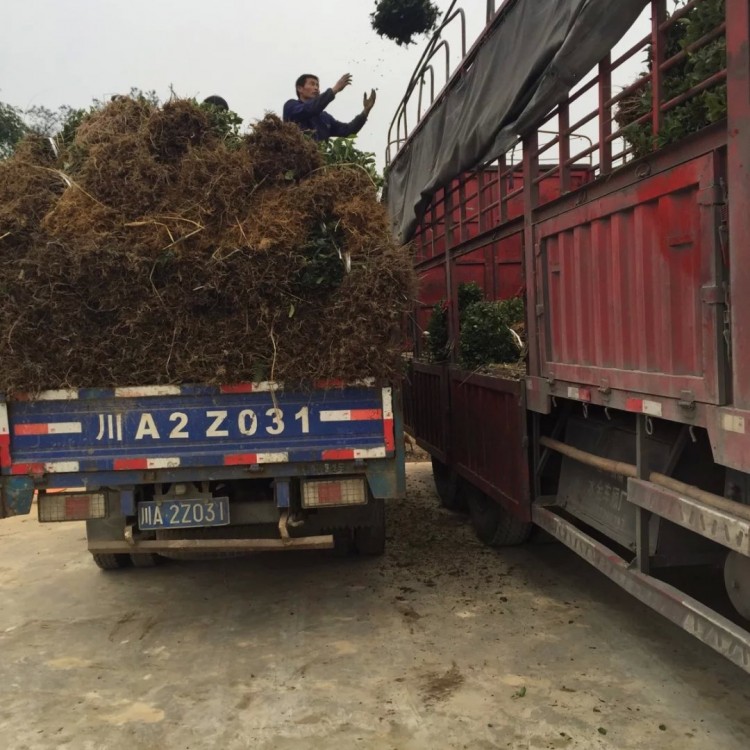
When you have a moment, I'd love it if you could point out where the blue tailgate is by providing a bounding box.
[1,384,395,475]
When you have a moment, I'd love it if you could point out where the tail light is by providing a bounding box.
[301,478,367,508]
[38,492,107,522]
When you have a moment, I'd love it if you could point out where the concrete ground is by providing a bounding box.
[0,462,748,750]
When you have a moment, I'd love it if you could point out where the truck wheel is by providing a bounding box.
[91,553,129,570]
[332,530,355,557]
[431,458,467,512]
[130,553,160,568]
[725,550,750,620]
[467,486,532,547]
[354,499,386,556]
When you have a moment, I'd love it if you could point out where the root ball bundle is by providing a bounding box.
[0,97,414,392]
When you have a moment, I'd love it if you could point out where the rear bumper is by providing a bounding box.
[88,535,334,554]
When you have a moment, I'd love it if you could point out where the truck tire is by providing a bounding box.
[332,530,355,557]
[725,550,750,620]
[91,553,129,570]
[354,499,386,556]
[467,485,532,547]
[431,457,467,512]
[130,553,160,568]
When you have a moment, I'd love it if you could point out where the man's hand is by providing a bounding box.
[363,89,377,114]
[332,73,352,94]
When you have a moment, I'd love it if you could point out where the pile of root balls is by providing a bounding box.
[370,0,440,46]
[0,97,415,391]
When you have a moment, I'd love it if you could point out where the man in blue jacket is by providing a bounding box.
[283,73,376,141]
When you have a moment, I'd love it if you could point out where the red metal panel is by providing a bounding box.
[403,363,450,460]
[727,0,750,410]
[493,231,525,301]
[415,266,447,338]
[449,369,530,519]
[455,249,487,289]
[537,153,723,404]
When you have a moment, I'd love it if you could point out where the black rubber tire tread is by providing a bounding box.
[354,499,386,556]
[130,553,160,568]
[724,550,750,620]
[431,457,467,512]
[91,553,128,570]
[332,530,355,557]
[467,486,532,547]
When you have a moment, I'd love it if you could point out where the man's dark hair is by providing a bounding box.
[202,95,229,111]
[295,74,318,96]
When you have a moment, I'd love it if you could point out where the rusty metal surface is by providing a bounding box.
[404,363,450,461]
[708,406,750,473]
[533,504,750,675]
[536,152,725,405]
[405,0,736,430]
[554,417,670,553]
[628,477,750,556]
[449,368,531,519]
[87,536,335,554]
[727,0,750,411]
[394,0,750,670]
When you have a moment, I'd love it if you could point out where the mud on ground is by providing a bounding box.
[0,463,748,749]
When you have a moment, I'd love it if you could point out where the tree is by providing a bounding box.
[0,101,27,158]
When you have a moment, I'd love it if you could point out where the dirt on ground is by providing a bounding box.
[0,463,749,750]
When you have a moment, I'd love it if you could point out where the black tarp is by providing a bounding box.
[386,0,649,243]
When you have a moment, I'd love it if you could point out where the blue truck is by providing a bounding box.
[0,379,404,568]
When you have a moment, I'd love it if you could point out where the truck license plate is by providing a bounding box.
[138,498,230,530]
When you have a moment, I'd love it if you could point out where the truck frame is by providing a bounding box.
[0,380,404,566]
[388,0,750,673]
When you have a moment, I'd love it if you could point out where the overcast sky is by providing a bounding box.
[1,0,490,168]
[2,1,650,168]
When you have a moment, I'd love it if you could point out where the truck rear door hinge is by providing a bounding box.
[678,390,696,411]
[700,284,723,305]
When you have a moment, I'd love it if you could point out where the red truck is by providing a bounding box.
[386,0,750,674]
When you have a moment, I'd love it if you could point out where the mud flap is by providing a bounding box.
[0,476,35,519]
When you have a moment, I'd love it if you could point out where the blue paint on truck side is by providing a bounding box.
[0,384,404,518]
[5,387,389,470]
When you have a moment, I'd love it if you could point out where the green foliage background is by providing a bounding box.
[459,300,519,370]
[424,282,525,368]
[1,87,245,159]
[319,136,383,190]
[615,0,726,157]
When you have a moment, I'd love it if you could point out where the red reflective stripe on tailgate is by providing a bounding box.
[114,458,148,470]
[13,424,49,435]
[0,404,11,467]
[220,384,255,394]
[224,453,258,466]
[10,463,44,475]
[350,409,383,421]
[322,449,355,460]
[0,436,10,468]
[383,418,395,451]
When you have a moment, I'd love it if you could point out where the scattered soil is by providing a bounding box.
[477,362,527,380]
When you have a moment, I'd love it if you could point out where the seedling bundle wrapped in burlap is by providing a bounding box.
[0,97,415,392]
